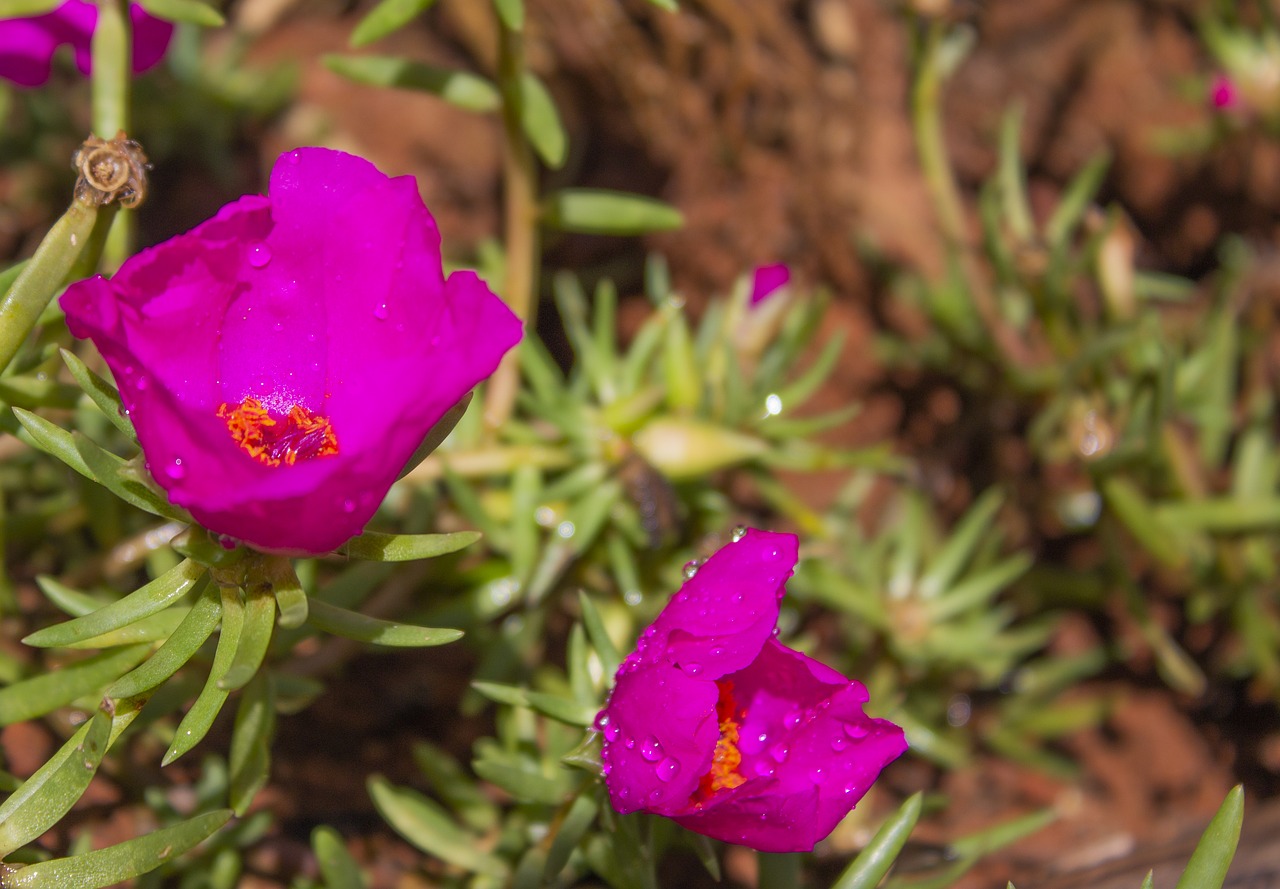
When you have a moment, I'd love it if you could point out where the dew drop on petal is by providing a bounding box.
[135,376,149,391]
[808,766,824,783]
[768,742,789,763]
[624,737,636,750]
[342,499,356,513]
[640,737,662,761]
[831,736,847,752]
[656,757,681,782]
[374,303,389,320]
[604,723,620,742]
[682,560,701,580]
[844,722,869,739]
[164,459,185,480]
[753,759,776,778]
[247,242,271,268]
[783,710,802,729]
[683,662,703,676]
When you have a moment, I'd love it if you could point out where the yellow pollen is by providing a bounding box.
[218,396,339,467]
[696,681,747,799]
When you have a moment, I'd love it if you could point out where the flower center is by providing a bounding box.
[218,396,339,467]
[696,680,747,799]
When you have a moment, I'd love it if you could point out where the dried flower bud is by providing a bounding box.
[73,132,150,209]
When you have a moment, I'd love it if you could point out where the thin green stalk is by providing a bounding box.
[92,0,133,270]
[909,14,1034,368]
[0,203,99,372]
[482,20,540,435]
[911,18,965,252]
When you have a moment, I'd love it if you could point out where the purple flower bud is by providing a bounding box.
[749,263,791,307]
[1210,73,1239,111]
[595,529,907,852]
[61,147,522,554]
[0,1,173,88]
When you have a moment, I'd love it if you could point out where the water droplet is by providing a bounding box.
[640,737,662,761]
[624,737,636,749]
[272,322,283,332]
[556,521,576,539]
[306,333,317,343]
[808,766,825,783]
[248,242,271,268]
[373,303,389,320]
[135,376,149,391]
[753,760,776,778]
[604,723,620,742]
[342,499,356,513]
[656,757,681,782]
[623,589,642,606]
[783,710,802,729]
[768,742,789,763]
[844,722,869,739]
[164,459,185,480]
[683,662,703,676]
[731,525,748,542]
[831,736,847,752]
[682,560,701,580]
[764,393,783,416]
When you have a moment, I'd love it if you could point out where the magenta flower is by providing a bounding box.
[595,529,906,852]
[61,147,521,554]
[0,1,173,88]
[749,263,791,306]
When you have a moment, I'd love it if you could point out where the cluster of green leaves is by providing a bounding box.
[883,12,1280,709]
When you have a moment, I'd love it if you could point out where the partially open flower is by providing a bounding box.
[595,529,906,852]
[749,263,791,306]
[62,147,522,554]
[0,1,173,88]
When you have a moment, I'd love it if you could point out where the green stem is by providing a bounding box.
[91,0,133,270]
[92,0,130,137]
[482,20,540,436]
[757,851,803,889]
[910,18,965,253]
[0,203,99,373]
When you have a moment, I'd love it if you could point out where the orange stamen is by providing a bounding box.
[696,681,747,799]
[218,396,339,467]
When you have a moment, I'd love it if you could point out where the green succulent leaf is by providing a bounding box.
[831,792,922,889]
[312,825,366,889]
[60,349,135,439]
[163,585,245,765]
[135,0,224,26]
[1174,785,1244,889]
[521,73,566,169]
[0,809,231,888]
[542,189,684,236]
[368,775,509,878]
[0,710,111,858]
[492,0,523,30]
[107,579,221,698]
[305,599,463,647]
[350,0,438,46]
[23,560,205,649]
[0,645,150,726]
[337,529,481,561]
[323,55,499,112]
